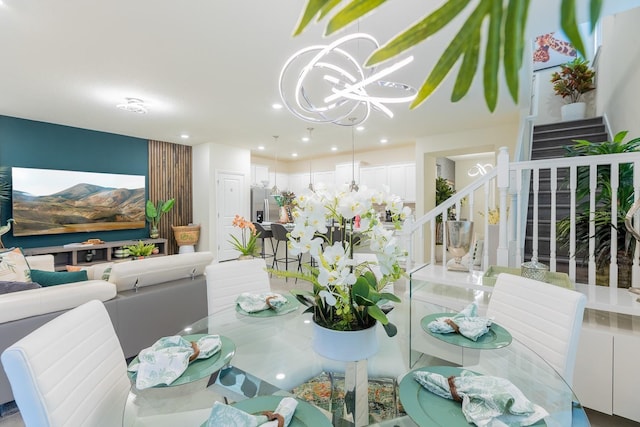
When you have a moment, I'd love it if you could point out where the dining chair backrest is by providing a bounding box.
[0,300,130,427]
[205,258,271,316]
[487,273,587,384]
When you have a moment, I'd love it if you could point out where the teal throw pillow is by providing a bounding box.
[30,269,88,287]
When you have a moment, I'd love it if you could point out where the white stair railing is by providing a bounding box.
[405,149,640,288]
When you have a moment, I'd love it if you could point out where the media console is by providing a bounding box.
[23,238,168,271]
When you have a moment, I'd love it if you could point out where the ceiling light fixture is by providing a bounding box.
[272,103,283,110]
[116,97,148,114]
[292,153,298,157]
[356,126,365,131]
[468,163,494,177]
[258,145,265,150]
[348,117,359,192]
[307,127,314,191]
[278,33,416,126]
[331,146,337,152]
[271,135,279,195]
[380,138,388,144]
[180,134,189,139]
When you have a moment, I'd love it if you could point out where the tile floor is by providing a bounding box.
[0,274,638,426]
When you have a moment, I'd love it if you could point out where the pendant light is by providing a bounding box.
[307,127,314,191]
[348,118,359,192]
[271,135,279,195]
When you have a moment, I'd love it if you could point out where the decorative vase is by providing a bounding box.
[561,102,586,121]
[311,321,379,362]
[150,226,159,239]
[279,206,290,223]
[446,220,474,272]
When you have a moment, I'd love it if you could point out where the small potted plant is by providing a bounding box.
[145,199,175,238]
[550,57,596,121]
[124,241,156,259]
[228,215,259,259]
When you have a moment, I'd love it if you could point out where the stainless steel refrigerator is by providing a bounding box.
[250,186,279,223]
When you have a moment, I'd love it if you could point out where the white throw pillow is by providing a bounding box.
[0,248,32,282]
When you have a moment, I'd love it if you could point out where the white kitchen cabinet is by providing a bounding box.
[614,333,640,421]
[313,171,335,188]
[288,173,309,196]
[360,166,388,190]
[252,164,269,186]
[388,163,416,201]
[335,162,359,187]
[269,172,289,192]
[573,327,613,414]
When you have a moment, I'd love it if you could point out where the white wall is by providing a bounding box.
[415,123,518,219]
[596,7,640,138]
[193,143,251,257]
[534,67,597,126]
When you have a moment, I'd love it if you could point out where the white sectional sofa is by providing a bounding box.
[0,251,214,405]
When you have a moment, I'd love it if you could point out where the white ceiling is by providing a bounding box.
[0,1,637,161]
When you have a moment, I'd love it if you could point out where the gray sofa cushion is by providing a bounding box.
[0,281,41,295]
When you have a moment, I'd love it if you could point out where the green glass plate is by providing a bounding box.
[399,366,546,427]
[235,294,300,317]
[231,396,332,427]
[128,334,236,387]
[421,313,512,349]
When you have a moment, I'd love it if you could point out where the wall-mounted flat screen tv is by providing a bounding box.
[11,167,146,236]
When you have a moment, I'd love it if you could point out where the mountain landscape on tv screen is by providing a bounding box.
[13,183,145,236]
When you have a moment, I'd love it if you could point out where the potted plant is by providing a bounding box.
[435,177,456,244]
[124,241,156,259]
[557,131,640,287]
[269,186,410,360]
[228,215,260,259]
[145,199,175,238]
[550,57,596,121]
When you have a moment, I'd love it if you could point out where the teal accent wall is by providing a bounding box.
[0,115,149,248]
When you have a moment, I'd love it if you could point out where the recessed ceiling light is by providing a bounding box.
[331,146,337,152]
[380,138,388,144]
[356,126,365,131]
[258,145,265,150]
[302,136,309,142]
[180,134,189,139]
[272,103,283,110]
[292,153,298,157]
[116,97,147,114]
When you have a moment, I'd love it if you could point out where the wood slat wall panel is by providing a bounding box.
[148,140,193,255]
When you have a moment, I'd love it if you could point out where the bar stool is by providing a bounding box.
[252,222,275,261]
[271,223,302,279]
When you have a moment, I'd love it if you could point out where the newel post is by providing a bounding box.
[497,147,510,266]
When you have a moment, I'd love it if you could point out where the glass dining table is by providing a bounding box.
[123,278,590,427]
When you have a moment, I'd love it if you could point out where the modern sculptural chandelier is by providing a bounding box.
[278,33,416,127]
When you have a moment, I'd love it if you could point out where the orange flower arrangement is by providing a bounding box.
[228,215,259,256]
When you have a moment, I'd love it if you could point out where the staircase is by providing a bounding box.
[524,117,608,282]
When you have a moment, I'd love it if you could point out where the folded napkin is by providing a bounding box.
[236,292,288,313]
[128,335,222,389]
[427,302,492,341]
[206,397,298,427]
[414,370,548,427]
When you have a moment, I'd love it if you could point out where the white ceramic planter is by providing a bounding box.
[561,102,586,121]
[312,321,379,361]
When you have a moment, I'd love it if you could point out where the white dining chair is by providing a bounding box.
[1,299,129,427]
[487,273,587,385]
[205,258,271,317]
[1,300,213,427]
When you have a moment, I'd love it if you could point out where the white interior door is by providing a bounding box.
[217,171,245,261]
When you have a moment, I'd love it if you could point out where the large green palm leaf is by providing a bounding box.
[292,0,602,112]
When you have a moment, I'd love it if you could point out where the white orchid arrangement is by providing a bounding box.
[270,184,411,337]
